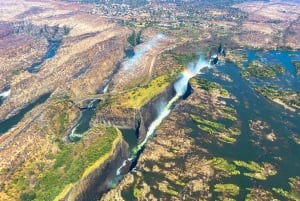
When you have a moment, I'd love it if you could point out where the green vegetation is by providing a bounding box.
[171,52,199,66]
[241,61,285,78]
[127,30,142,46]
[254,86,280,99]
[225,50,247,68]
[20,191,37,201]
[175,180,186,186]
[96,95,113,111]
[292,61,300,74]
[191,114,238,144]
[245,188,278,201]
[273,176,300,201]
[233,160,277,180]
[271,64,285,74]
[241,61,275,78]
[214,183,240,196]
[115,73,179,108]
[255,86,300,110]
[211,157,240,176]
[194,78,221,91]
[47,94,75,136]
[30,126,120,201]
[158,184,179,196]
[194,78,229,96]
[12,69,22,75]
[133,178,142,199]
[192,114,226,132]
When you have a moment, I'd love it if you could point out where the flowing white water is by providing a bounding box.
[0,89,11,98]
[116,57,209,176]
[103,84,109,94]
[69,124,80,140]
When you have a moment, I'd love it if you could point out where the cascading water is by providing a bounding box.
[115,56,209,176]
[69,99,99,142]
[0,88,11,98]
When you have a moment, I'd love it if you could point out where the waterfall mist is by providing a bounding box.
[123,34,165,71]
[0,89,11,98]
[174,56,209,95]
[116,56,209,176]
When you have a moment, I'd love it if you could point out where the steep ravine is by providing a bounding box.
[96,58,208,200]
[60,136,129,201]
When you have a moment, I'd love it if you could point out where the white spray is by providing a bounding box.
[116,56,209,175]
[0,89,11,98]
[123,34,165,71]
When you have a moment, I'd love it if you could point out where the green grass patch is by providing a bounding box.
[191,114,239,144]
[133,178,142,199]
[241,61,284,78]
[31,125,120,201]
[171,52,199,66]
[211,157,240,176]
[273,176,300,201]
[115,74,178,109]
[234,160,277,180]
[255,86,300,110]
[214,183,240,196]
[191,114,226,132]
[292,61,300,74]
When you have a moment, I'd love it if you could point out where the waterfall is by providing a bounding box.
[116,57,209,175]
[0,89,11,98]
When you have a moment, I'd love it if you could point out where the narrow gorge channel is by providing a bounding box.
[27,39,62,73]
[99,57,210,200]
[0,93,51,135]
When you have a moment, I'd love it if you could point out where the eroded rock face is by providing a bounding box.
[0,1,131,199]
[101,82,239,200]
[138,83,176,143]
[64,138,128,201]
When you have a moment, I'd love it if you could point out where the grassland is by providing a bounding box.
[233,160,277,180]
[211,157,240,176]
[214,183,240,197]
[241,61,285,78]
[17,125,121,201]
[272,176,300,201]
[255,86,300,111]
[114,72,180,109]
[193,78,230,96]
[191,114,239,144]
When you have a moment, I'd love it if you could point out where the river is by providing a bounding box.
[27,39,61,73]
[192,50,300,199]
[0,93,51,135]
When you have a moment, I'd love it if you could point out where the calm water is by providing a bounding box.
[120,129,138,153]
[117,50,300,200]
[191,50,300,199]
[69,100,99,142]
[0,93,51,135]
[244,50,300,90]
[27,39,61,73]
